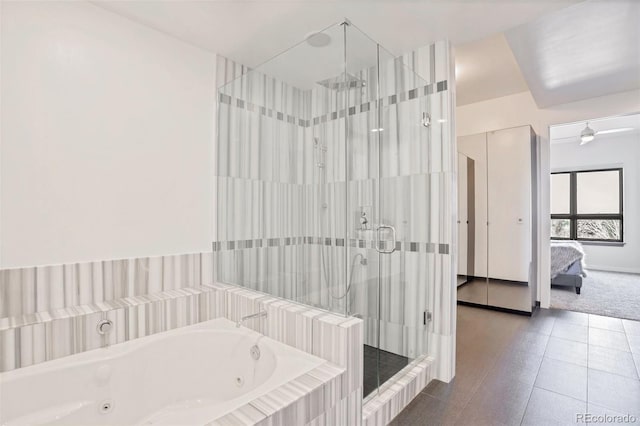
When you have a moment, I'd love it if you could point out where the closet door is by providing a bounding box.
[487,126,531,283]
[456,134,488,305]
[457,153,468,279]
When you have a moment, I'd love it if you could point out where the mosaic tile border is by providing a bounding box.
[311,80,448,127]
[212,237,306,251]
[213,237,450,254]
[219,80,449,130]
[219,93,311,128]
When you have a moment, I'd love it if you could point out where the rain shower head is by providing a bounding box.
[305,31,331,48]
[316,73,366,91]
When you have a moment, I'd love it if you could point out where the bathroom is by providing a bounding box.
[0,2,456,425]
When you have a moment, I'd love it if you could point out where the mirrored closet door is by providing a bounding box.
[457,134,488,305]
[456,126,537,314]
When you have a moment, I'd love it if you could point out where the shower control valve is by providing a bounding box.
[358,206,372,231]
[360,211,369,230]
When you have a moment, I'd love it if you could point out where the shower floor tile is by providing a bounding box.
[363,344,410,398]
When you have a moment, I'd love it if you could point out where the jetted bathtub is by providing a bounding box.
[0,318,325,425]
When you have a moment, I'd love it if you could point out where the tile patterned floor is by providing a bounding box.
[391,305,640,425]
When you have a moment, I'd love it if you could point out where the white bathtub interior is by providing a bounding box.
[0,318,326,425]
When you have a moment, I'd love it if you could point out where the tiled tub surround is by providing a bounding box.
[1,282,364,425]
[0,284,225,370]
[1,318,330,425]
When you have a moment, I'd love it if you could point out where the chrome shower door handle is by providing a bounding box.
[376,224,397,254]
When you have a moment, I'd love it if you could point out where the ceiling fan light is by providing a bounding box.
[580,123,595,145]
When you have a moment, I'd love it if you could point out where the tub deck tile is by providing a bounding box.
[208,403,267,426]
[221,361,346,426]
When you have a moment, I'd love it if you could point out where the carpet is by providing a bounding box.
[551,270,640,321]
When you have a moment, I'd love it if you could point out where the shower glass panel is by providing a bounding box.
[215,20,432,399]
[374,44,439,398]
[216,22,349,315]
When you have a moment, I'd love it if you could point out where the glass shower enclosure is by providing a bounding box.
[215,20,448,398]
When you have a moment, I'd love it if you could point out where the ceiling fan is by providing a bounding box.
[554,122,634,145]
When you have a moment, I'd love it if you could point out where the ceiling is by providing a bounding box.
[247,22,383,91]
[454,33,529,106]
[91,0,580,70]
[91,0,638,109]
[505,0,640,108]
[550,113,640,144]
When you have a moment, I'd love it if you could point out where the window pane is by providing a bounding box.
[577,170,620,214]
[577,219,621,240]
[551,219,571,238]
[551,173,571,214]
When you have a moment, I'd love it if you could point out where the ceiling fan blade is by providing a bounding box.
[553,135,580,140]
[595,127,634,135]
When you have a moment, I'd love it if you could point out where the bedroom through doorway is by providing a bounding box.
[549,113,640,321]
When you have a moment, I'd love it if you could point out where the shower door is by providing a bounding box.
[345,24,434,399]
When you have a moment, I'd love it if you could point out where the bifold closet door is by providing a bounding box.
[487,127,531,283]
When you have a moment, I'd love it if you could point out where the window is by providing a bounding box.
[551,168,623,242]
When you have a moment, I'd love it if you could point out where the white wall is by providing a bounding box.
[551,134,640,273]
[1,1,217,268]
[456,89,640,307]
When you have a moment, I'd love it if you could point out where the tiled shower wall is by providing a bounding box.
[214,55,331,311]
[214,39,456,382]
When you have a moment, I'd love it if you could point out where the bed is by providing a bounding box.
[550,241,587,294]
